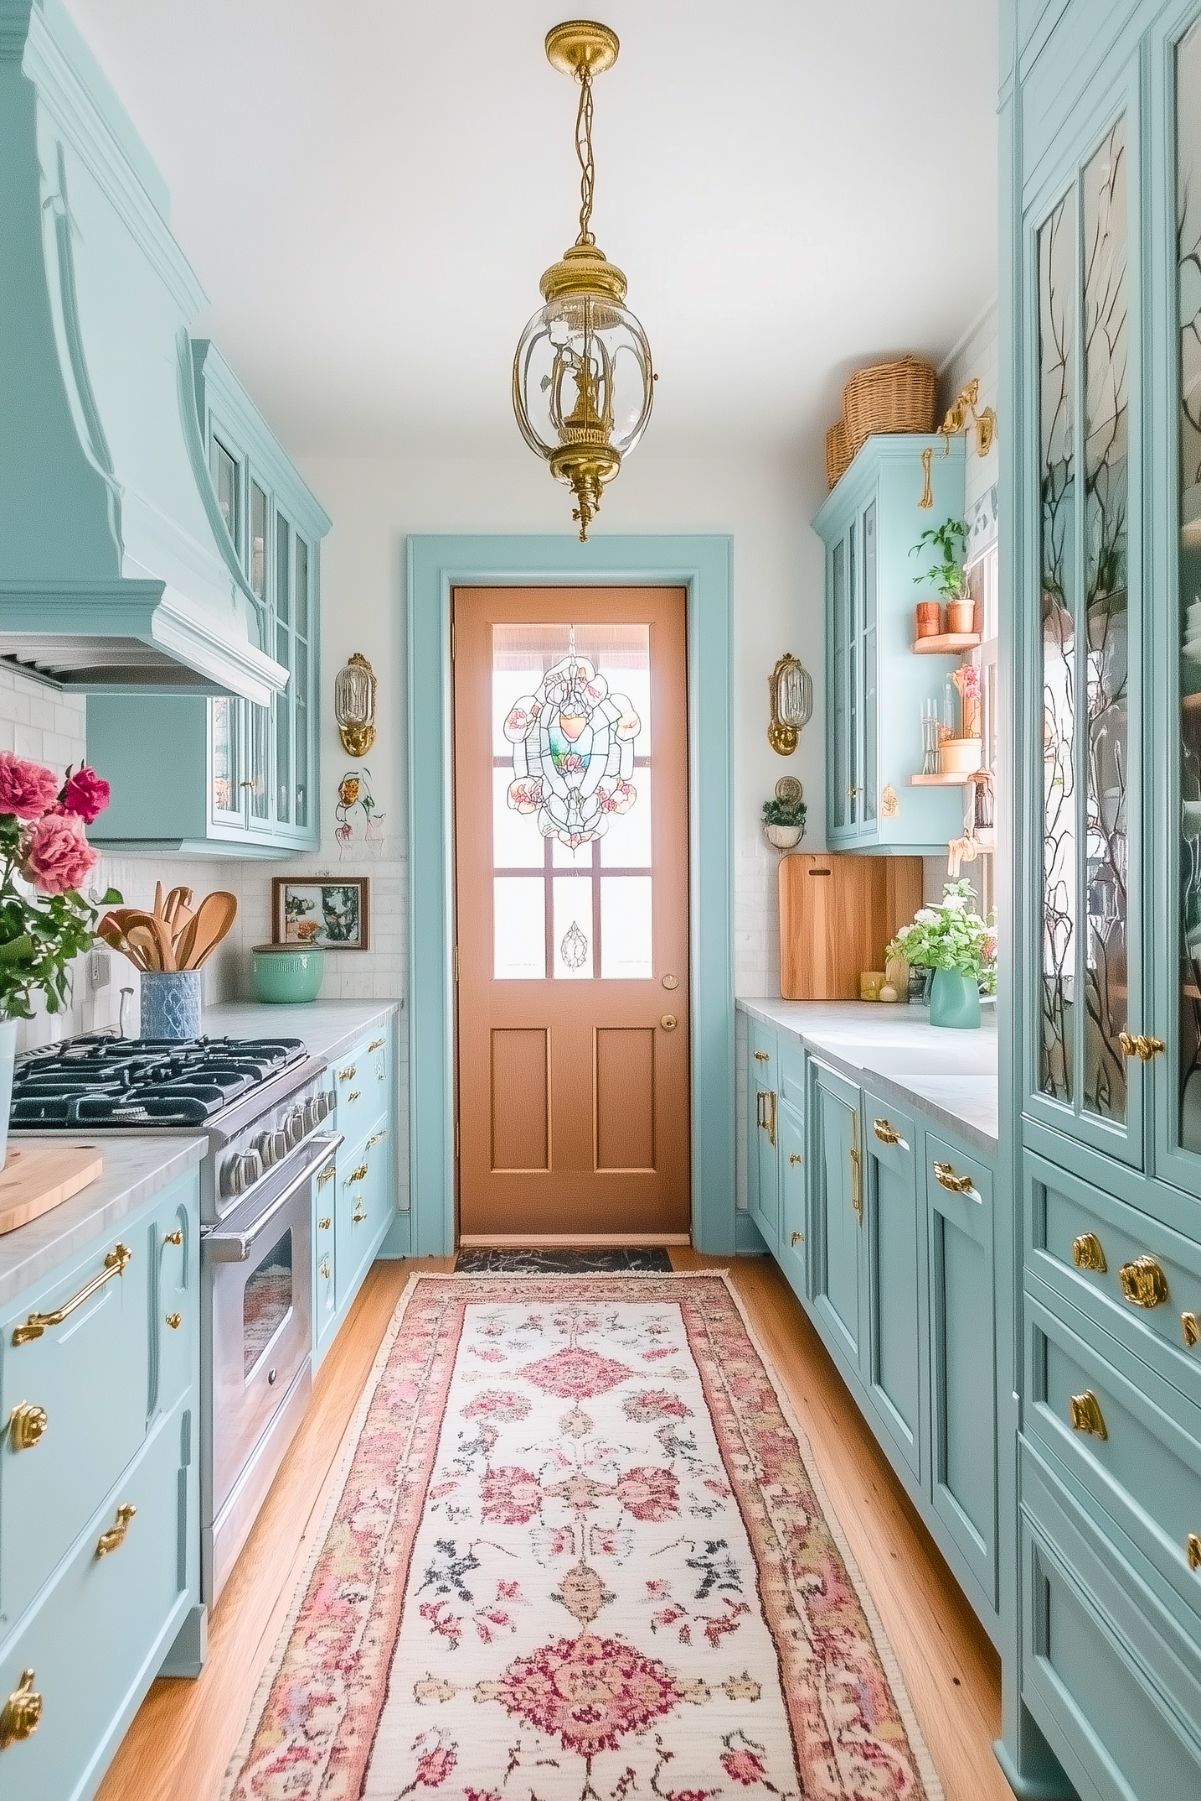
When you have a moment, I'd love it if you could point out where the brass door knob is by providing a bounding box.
[1118,1032,1166,1061]
[7,1401,48,1452]
[0,1669,42,1750]
[660,1014,678,1032]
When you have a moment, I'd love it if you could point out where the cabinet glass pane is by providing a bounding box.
[211,439,240,553]
[861,501,878,825]
[1177,20,1201,1152]
[276,695,291,825]
[1080,118,1129,1125]
[831,541,848,830]
[295,536,309,638]
[296,703,309,829]
[1037,192,1078,1104]
[248,704,269,822]
[211,695,240,819]
[250,481,268,599]
[276,516,291,623]
[848,525,859,827]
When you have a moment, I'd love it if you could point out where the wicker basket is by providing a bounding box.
[825,418,852,490]
[843,356,938,456]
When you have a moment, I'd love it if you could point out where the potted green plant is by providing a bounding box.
[886,879,996,1029]
[762,789,807,851]
[911,517,973,632]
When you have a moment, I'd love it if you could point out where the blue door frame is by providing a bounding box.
[406,533,735,1257]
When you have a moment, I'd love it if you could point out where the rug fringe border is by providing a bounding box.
[222,1267,946,1801]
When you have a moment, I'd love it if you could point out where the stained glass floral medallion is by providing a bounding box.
[504,648,641,849]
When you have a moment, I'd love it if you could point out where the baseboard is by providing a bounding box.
[457,1232,692,1249]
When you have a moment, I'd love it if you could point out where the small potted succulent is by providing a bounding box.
[762,783,807,851]
[886,879,996,1029]
[911,517,973,633]
[0,756,117,1164]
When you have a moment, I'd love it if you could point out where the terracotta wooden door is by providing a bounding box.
[453,586,690,1242]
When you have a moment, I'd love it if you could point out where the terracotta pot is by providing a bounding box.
[915,601,943,638]
[940,736,984,775]
[947,599,975,634]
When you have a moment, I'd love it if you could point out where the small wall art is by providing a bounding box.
[334,767,385,857]
[272,876,370,950]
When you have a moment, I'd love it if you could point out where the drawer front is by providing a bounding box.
[808,1061,864,1375]
[313,1169,337,1362]
[1025,1283,1201,1629]
[1021,1446,1201,1801]
[147,1177,200,1421]
[1027,1151,1201,1407]
[747,1019,777,1087]
[925,1130,996,1608]
[863,1092,922,1481]
[777,1098,806,1296]
[0,1233,150,1629]
[778,1034,805,1110]
[335,1114,388,1311]
[332,1026,392,1145]
[0,1397,195,1801]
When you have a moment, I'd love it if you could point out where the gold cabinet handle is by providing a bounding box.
[0,1669,43,1750]
[848,785,860,797]
[165,1312,182,1330]
[1068,1391,1108,1441]
[1071,1232,1107,1273]
[347,1090,362,1103]
[752,1049,770,1063]
[7,1401,48,1452]
[1118,1032,1166,1062]
[368,1037,385,1052]
[873,1118,903,1146]
[352,1202,367,1224]
[850,1118,863,1221]
[95,1502,137,1558]
[318,1162,336,1188]
[933,1160,975,1195]
[1183,1311,1200,1349]
[788,1151,802,1166]
[790,1230,804,1247]
[348,1162,369,1184]
[12,1243,132,1346]
[162,1229,183,1246]
[763,1089,777,1148]
[338,1063,357,1082]
[1118,1256,1169,1309]
[318,1216,332,1231]
[320,1256,331,1280]
[1188,1533,1201,1571]
[367,1128,388,1149]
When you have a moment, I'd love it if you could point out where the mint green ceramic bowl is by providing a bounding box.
[251,944,325,1004]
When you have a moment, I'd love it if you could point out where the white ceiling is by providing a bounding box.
[70,0,998,460]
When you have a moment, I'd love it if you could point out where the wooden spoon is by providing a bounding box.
[119,908,176,972]
[153,880,165,919]
[98,915,150,974]
[126,922,163,972]
[176,891,237,971]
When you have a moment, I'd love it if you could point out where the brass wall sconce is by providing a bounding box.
[768,653,813,755]
[941,377,997,458]
[334,652,378,757]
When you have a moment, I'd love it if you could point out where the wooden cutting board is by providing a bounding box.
[779,853,924,999]
[0,1143,104,1235]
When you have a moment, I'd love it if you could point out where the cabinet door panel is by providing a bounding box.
[809,1062,864,1373]
[863,1095,922,1480]
[829,535,851,838]
[859,500,878,829]
[778,1098,806,1297]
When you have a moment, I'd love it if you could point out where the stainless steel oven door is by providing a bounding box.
[203,1132,337,1518]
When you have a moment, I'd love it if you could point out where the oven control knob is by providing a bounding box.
[255,1130,286,1168]
[303,1097,323,1132]
[225,1150,263,1196]
[284,1108,305,1148]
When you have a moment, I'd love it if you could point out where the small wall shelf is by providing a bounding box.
[910,771,975,787]
[911,632,981,656]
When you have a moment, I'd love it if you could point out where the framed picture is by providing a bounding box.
[272,877,370,951]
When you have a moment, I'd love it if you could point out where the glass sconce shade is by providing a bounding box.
[334,651,377,758]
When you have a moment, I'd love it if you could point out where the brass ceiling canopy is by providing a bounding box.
[511,19,655,541]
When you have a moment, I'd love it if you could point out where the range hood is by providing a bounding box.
[0,0,286,704]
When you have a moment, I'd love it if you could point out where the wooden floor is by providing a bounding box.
[99,1250,1010,1801]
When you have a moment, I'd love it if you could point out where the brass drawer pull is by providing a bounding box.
[790,1230,804,1247]
[1188,1533,1201,1571]
[7,1402,48,1452]
[338,1063,357,1082]
[873,1118,904,1146]
[165,1312,182,1331]
[318,1163,336,1188]
[1118,1257,1169,1309]
[1071,1232,1107,1273]
[850,1119,863,1222]
[933,1160,975,1195]
[162,1229,183,1246]
[347,1090,362,1103]
[318,1215,332,1231]
[1069,1391,1108,1440]
[1184,1312,1200,1349]
[752,1049,770,1063]
[95,1502,137,1558]
[0,1669,42,1750]
[368,1036,385,1052]
[320,1256,331,1281]
[1118,1032,1166,1062]
[788,1151,802,1166]
[352,1202,367,1224]
[348,1162,369,1184]
[12,1242,132,1346]
[367,1129,388,1149]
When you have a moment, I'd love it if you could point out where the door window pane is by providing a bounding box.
[250,481,268,598]
[295,536,309,638]
[600,876,652,979]
[243,1228,293,1375]
[248,703,269,822]
[553,877,594,979]
[1178,20,1201,1153]
[493,768,543,869]
[600,769,652,868]
[494,876,546,979]
[211,696,239,819]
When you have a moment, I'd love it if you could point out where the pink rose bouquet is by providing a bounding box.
[0,758,118,1019]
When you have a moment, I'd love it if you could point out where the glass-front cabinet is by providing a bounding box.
[88,342,328,856]
[814,434,968,854]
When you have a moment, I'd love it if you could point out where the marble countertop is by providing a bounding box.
[0,1135,205,1309]
[204,999,401,1069]
[738,999,998,1153]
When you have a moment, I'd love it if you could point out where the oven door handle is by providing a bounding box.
[205,1133,344,1262]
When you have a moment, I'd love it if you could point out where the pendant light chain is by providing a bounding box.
[574,68,596,246]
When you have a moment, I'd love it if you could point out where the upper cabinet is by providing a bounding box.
[813,435,968,854]
[88,344,330,856]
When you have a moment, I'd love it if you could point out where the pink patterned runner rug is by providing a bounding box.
[224,1273,942,1800]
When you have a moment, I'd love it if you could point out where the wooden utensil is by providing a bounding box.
[125,922,163,971]
[98,915,150,973]
[118,908,176,972]
[175,891,237,971]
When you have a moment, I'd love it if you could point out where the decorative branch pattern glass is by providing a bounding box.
[1177,20,1201,1154]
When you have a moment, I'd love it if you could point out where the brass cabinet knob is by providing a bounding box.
[1071,1232,1107,1273]
[1068,1391,1108,1440]
[790,1230,804,1247]
[1188,1533,1201,1571]
[873,1118,902,1146]
[337,1064,357,1083]
[95,1502,137,1558]
[7,1402,48,1452]
[848,785,860,797]
[752,1049,770,1063]
[165,1312,182,1330]
[933,1159,975,1195]
[1118,1257,1169,1309]
[348,1162,369,1184]
[1118,1032,1166,1062]
[352,1204,367,1225]
[0,1669,42,1750]
[1183,1312,1200,1349]
[162,1229,183,1246]
[318,1163,336,1188]
[368,1037,385,1052]
[320,1257,331,1280]
[347,1090,362,1103]
[367,1129,388,1149]
[788,1152,802,1166]
[318,1216,332,1231]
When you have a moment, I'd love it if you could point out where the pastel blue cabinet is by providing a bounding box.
[314,1019,398,1370]
[88,343,330,857]
[777,1101,807,1293]
[0,1171,201,1798]
[746,1021,780,1252]
[861,1091,923,1483]
[813,436,969,854]
[808,1061,865,1375]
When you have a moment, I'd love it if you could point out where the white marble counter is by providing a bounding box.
[203,999,401,1069]
[0,1135,205,1308]
[738,998,998,1153]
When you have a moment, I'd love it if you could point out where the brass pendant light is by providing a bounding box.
[512,21,655,541]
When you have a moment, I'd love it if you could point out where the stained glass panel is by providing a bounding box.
[552,877,594,980]
[600,877,653,979]
[1177,20,1201,1154]
[494,876,546,980]
[504,646,642,850]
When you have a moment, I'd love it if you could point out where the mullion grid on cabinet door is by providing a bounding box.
[209,429,248,829]
[276,511,293,828]
[247,472,273,827]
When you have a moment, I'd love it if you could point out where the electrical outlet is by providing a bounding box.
[89,948,112,992]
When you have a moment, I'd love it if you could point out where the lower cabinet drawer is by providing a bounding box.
[1021,1443,1201,1801]
[777,1096,806,1295]
[335,1114,391,1311]
[0,1397,195,1801]
[332,1026,392,1147]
